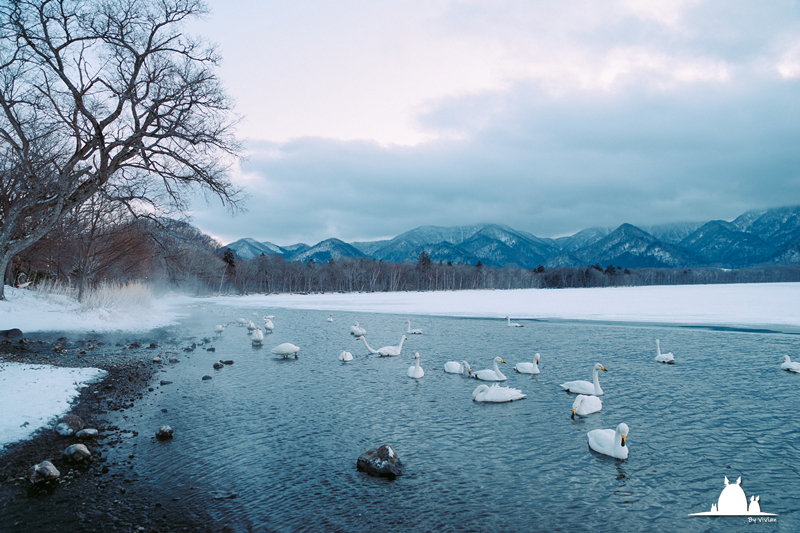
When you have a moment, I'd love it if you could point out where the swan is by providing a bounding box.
[781,355,800,372]
[327,314,334,322]
[252,327,264,345]
[264,315,275,319]
[571,394,602,419]
[340,350,353,362]
[236,318,248,326]
[505,316,523,327]
[587,423,629,460]
[376,335,407,357]
[271,342,300,359]
[263,317,274,331]
[472,384,526,403]
[472,356,507,381]
[560,363,606,395]
[350,321,366,336]
[407,353,424,378]
[356,336,379,354]
[247,320,257,332]
[444,360,471,375]
[213,324,228,335]
[405,320,422,334]
[514,353,540,374]
[655,339,675,364]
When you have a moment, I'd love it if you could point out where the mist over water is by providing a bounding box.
[100,304,800,531]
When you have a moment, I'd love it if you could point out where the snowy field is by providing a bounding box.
[2,281,800,450]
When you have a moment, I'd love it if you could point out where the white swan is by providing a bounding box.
[405,320,422,334]
[472,384,526,403]
[472,356,507,381]
[560,363,606,395]
[327,314,334,322]
[213,324,228,335]
[407,352,424,378]
[247,320,257,332]
[252,326,264,345]
[350,321,366,336]
[236,318,248,326]
[505,316,523,327]
[357,336,379,354]
[376,335,407,357]
[444,360,471,375]
[587,423,629,460]
[781,355,800,372]
[339,350,353,362]
[514,353,540,374]
[655,339,675,364]
[271,343,300,359]
[571,394,602,419]
[263,317,274,331]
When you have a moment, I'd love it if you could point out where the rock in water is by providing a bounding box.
[62,443,92,463]
[29,460,60,484]
[357,444,404,478]
[0,328,23,340]
[75,428,99,439]
[156,425,174,440]
[55,414,84,436]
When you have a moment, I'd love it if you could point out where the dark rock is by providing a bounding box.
[156,425,173,440]
[207,347,216,352]
[221,360,234,365]
[55,414,84,436]
[168,356,179,363]
[130,342,141,349]
[0,328,23,339]
[62,443,92,463]
[57,337,68,343]
[148,343,158,349]
[75,428,99,439]
[202,375,212,380]
[28,460,60,484]
[160,380,173,386]
[357,444,404,478]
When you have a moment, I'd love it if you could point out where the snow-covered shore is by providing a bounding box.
[2,281,800,450]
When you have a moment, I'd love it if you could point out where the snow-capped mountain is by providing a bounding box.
[222,205,800,269]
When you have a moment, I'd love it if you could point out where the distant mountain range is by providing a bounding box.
[222,205,800,270]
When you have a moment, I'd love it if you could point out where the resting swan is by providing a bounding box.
[271,343,300,359]
[350,321,366,336]
[560,363,606,395]
[571,394,602,419]
[655,339,675,364]
[505,316,523,327]
[405,320,422,334]
[444,360,471,375]
[781,355,800,372]
[263,317,274,331]
[247,320,257,332]
[237,318,248,326]
[213,324,228,335]
[472,384,526,402]
[587,423,629,460]
[251,326,264,345]
[514,354,540,374]
[472,356,507,381]
[340,350,353,362]
[407,353,424,378]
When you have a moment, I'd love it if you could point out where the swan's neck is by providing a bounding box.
[462,361,469,373]
[656,341,661,357]
[415,358,420,370]
[507,317,510,325]
[361,337,375,352]
[492,359,505,379]
[398,336,405,349]
[407,323,411,333]
[592,368,602,394]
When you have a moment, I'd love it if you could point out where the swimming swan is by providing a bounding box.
[377,335,407,356]
[655,339,675,364]
[252,326,264,345]
[472,356,507,381]
[406,320,422,334]
[444,360,471,375]
[357,336,379,354]
[560,363,606,395]
[505,316,523,327]
[407,352,424,378]
[587,423,629,460]
[472,384,526,402]
[514,354,540,374]
[571,394,602,419]
[340,350,353,362]
[350,321,366,336]
[271,343,300,359]
[781,355,800,372]
[327,314,334,322]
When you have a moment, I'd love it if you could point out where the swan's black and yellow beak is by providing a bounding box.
[600,365,607,371]
[500,359,506,363]
[621,435,626,447]
[571,408,576,420]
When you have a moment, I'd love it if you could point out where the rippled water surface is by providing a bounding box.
[104,304,800,532]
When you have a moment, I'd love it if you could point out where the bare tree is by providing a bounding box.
[0,0,242,299]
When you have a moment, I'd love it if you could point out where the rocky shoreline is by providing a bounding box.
[0,331,222,532]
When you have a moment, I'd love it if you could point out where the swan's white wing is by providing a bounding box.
[560,380,594,394]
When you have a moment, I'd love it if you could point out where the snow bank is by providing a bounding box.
[0,362,106,450]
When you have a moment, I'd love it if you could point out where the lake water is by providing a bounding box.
[103,303,800,532]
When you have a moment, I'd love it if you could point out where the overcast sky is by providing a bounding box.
[186,0,800,247]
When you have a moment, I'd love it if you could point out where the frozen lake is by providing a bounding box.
[93,303,799,532]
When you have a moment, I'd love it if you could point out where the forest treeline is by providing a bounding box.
[8,213,800,299]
